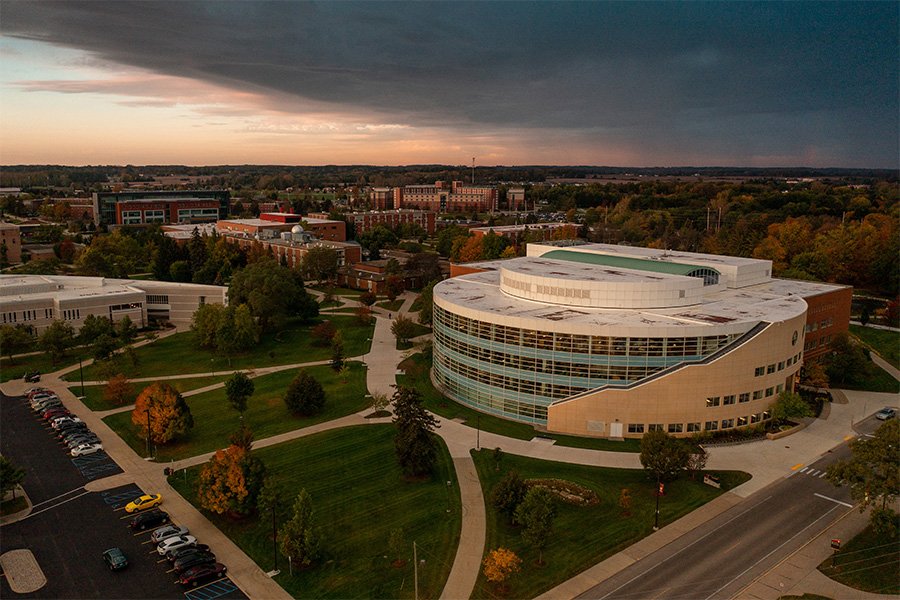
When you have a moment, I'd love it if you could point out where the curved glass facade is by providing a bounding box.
[433,304,743,424]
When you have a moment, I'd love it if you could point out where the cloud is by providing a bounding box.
[1,1,897,166]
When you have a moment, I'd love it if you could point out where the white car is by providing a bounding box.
[157,535,197,556]
[52,416,83,429]
[70,443,103,457]
[150,524,189,544]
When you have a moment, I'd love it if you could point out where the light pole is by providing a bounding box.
[476,414,480,450]
[79,358,85,397]
[145,409,152,458]
[272,506,279,574]
[653,473,661,531]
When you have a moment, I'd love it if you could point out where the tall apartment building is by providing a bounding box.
[0,222,23,263]
[322,210,436,236]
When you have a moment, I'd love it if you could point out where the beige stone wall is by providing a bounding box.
[547,311,808,438]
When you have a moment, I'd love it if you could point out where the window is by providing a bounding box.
[767,364,776,374]
[667,423,683,433]
[778,361,785,370]
[146,295,169,304]
[144,209,165,223]
[706,396,720,408]
[721,418,734,429]
[737,416,748,426]
[705,421,719,431]
[627,424,644,434]
[753,390,763,400]
[776,384,784,393]
[723,395,735,405]
[765,387,774,397]
[754,367,765,377]
[648,424,663,432]
[751,413,761,423]
[739,392,750,403]
[687,422,701,433]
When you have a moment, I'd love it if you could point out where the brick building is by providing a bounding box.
[0,222,22,263]
[93,190,230,227]
[320,210,436,236]
[368,181,498,213]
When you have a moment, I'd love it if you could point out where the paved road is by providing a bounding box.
[575,423,881,600]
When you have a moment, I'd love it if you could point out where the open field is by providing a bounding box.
[169,424,461,599]
[817,522,900,594]
[850,324,899,369]
[73,375,230,411]
[104,362,369,461]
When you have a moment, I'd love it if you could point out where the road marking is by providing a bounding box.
[818,472,827,478]
[809,470,820,477]
[814,493,852,507]
[704,504,841,599]
[598,494,776,600]
[29,486,85,509]
[22,490,91,520]
[799,467,808,473]
[790,463,804,471]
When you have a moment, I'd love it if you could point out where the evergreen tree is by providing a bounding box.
[279,489,321,568]
[392,386,440,477]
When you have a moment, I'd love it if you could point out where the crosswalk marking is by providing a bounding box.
[819,472,826,478]
[799,467,808,473]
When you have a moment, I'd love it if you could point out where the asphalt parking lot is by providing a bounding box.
[1,391,245,600]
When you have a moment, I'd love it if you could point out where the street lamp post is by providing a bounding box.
[79,358,85,397]
[476,415,480,451]
[272,507,279,574]
[653,473,661,531]
[145,409,152,458]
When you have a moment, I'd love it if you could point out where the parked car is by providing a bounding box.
[44,409,73,421]
[57,425,89,439]
[32,397,61,411]
[177,563,227,587]
[71,443,103,457]
[130,509,170,531]
[102,547,128,571]
[25,387,50,397]
[875,407,896,421]
[150,524,189,543]
[67,437,101,450]
[166,544,210,562]
[24,371,41,383]
[125,493,163,514]
[29,391,56,402]
[50,416,80,428]
[173,552,216,574]
[63,430,95,443]
[157,535,197,556]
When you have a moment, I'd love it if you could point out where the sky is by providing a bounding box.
[0,1,897,168]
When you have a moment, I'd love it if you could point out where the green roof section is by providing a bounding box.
[541,249,719,278]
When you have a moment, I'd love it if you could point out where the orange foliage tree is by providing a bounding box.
[482,547,522,591]
[104,373,133,406]
[456,235,484,263]
[196,440,266,516]
[130,382,193,445]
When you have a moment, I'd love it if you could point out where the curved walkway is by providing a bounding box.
[5,295,895,600]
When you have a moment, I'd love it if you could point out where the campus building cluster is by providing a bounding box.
[432,243,851,438]
[369,181,499,213]
[0,275,227,332]
[92,190,230,227]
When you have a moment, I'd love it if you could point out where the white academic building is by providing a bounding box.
[433,243,851,438]
[0,275,227,333]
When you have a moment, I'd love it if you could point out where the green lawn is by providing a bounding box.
[0,496,28,516]
[168,425,461,599]
[377,299,404,312]
[73,375,230,411]
[833,358,900,394]
[1,347,95,383]
[398,352,642,453]
[104,362,370,461]
[409,295,425,313]
[850,324,899,369]
[312,285,365,298]
[72,315,374,381]
[817,523,900,594]
[471,450,750,599]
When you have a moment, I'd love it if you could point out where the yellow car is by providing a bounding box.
[124,494,163,513]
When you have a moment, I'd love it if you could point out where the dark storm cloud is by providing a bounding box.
[3,1,897,166]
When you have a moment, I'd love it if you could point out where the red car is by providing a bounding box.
[177,562,227,587]
[43,408,71,420]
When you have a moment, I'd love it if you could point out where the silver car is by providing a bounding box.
[150,524,189,544]
[157,535,197,556]
[875,407,896,421]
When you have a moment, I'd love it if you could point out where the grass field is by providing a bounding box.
[471,450,750,599]
[833,358,900,394]
[850,324,899,369]
[1,346,95,383]
[398,352,642,453]
[377,299,404,312]
[73,375,230,411]
[73,315,374,381]
[817,523,900,594]
[0,496,28,516]
[311,285,365,298]
[168,424,461,599]
[104,362,369,461]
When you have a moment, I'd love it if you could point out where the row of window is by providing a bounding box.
[707,384,784,407]
[805,335,833,351]
[627,412,771,434]
[121,209,166,225]
[753,353,802,377]
[433,363,548,422]
[145,295,169,305]
[435,327,690,385]
[62,308,81,320]
[109,302,142,312]
[806,318,834,332]
[434,305,740,358]
[2,308,61,324]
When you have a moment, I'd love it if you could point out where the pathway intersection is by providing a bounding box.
[2,291,896,599]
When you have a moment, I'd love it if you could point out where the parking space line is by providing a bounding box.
[23,490,91,520]
[184,578,237,600]
[799,467,808,473]
[29,486,85,509]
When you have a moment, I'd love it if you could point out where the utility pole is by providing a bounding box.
[413,541,418,600]
[79,358,85,397]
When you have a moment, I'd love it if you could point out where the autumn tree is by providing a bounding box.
[391,314,417,344]
[131,382,194,445]
[515,487,557,565]
[196,439,266,517]
[330,330,344,370]
[393,386,440,477]
[482,547,522,592]
[456,235,484,263]
[225,371,255,419]
[358,291,377,306]
[686,447,709,479]
[355,304,373,325]
[311,320,336,346]
[39,320,76,365]
[490,470,528,523]
[283,370,326,416]
[384,275,404,301]
[104,374,133,406]
[639,430,690,482]
[827,419,900,536]
[801,360,829,389]
[280,489,321,568]
[618,488,632,516]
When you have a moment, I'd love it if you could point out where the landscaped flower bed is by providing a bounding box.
[525,478,599,506]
